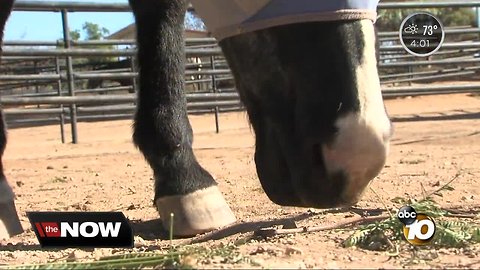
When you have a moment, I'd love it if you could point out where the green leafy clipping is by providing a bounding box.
[3,244,249,270]
[343,198,480,250]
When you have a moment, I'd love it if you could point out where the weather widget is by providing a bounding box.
[399,12,445,57]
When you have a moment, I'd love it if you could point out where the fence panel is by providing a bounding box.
[2,1,480,142]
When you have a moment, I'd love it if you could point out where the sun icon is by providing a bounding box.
[404,23,419,34]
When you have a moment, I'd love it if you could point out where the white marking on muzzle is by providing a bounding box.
[322,20,392,204]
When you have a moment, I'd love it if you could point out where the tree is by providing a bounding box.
[376,7,477,42]
[75,22,113,64]
[59,22,114,82]
[82,22,110,41]
[69,29,80,41]
[376,8,476,32]
[60,22,109,43]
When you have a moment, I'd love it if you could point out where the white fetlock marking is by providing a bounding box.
[155,186,236,236]
[0,180,15,204]
[0,220,9,240]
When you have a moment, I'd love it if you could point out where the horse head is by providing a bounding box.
[193,0,393,208]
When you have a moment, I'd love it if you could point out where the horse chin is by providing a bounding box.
[254,116,389,209]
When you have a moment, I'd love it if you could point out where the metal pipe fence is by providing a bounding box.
[2,0,480,142]
[378,1,480,9]
[378,27,480,38]
[1,48,223,57]
[0,92,240,106]
[380,42,480,52]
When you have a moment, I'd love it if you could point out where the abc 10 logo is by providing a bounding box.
[397,206,436,245]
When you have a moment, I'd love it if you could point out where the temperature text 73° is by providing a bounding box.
[423,25,438,36]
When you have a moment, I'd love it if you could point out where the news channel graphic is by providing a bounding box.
[397,205,436,245]
[399,12,445,57]
[27,212,133,248]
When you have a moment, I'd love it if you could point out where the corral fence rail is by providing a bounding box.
[1,1,480,143]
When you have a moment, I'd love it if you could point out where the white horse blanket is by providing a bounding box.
[190,0,380,40]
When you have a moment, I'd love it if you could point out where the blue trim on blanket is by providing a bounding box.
[191,0,379,40]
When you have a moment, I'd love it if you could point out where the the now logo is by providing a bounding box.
[34,221,122,238]
[28,212,133,248]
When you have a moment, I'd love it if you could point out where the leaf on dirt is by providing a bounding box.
[443,185,455,191]
[52,176,68,183]
[390,197,408,204]
[285,246,303,255]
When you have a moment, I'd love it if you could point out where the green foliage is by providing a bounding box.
[343,196,480,251]
[58,22,114,65]
[59,22,108,44]
[79,22,114,64]
[434,221,480,247]
[438,8,476,28]
[69,29,80,41]
[343,213,403,250]
[4,251,182,270]
[4,244,251,270]
[376,7,477,32]
[82,22,110,41]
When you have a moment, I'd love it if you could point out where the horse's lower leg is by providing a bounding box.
[0,0,23,240]
[129,0,235,236]
[0,111,23,240]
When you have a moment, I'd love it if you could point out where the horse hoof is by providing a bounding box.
[0,200,24,240]
[155,186,236,237]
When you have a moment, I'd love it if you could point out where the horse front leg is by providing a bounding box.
[0,112,24,240]
[0,0,24,239]
[129,0,235,237]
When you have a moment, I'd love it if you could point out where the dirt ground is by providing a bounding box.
[0,93,479,268]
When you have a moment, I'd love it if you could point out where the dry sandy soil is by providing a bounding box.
[0,93,479,268]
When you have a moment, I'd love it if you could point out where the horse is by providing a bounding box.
[0,0,392,239]
[86,59,136,93]
[86,57,211,93]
